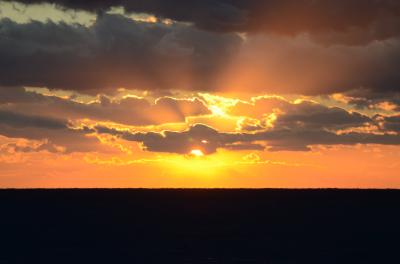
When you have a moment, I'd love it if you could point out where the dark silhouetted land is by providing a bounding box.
[0,189,399,263]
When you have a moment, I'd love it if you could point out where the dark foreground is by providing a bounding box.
[1,189,399,263]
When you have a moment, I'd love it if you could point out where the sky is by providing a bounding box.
[0,0,400,188]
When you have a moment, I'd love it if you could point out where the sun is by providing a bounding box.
[190,149,204,157]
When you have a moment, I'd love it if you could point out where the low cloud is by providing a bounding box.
[341,89,400,112]
[1,91,399,154]
[232,96,372,131]
[0,87,211,126]
[0,109,67,130]
[95,122,400,154]
[1,139,65,154]
[0,109,99,153]
[375,114,400,133]
[90,95,400,153]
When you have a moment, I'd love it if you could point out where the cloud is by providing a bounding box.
[1,139,65,154]
[1,88,399,155]
[88,96,400,154]
[95,123,250,154]
[2,5,400,95]
[218,35,400,95]
[6,0,400,44]
[0,109,100,152]
[254,129,400,151]
[0,109,67,129]
[95,121,400,154]
[224,142,265,151]
[231,96,372,131]
[0,87,211,126]
[339,89,400,112]
[0,13,241,93]
[1,1,400,157]
[271,103,371,131]
[375,114,400,133]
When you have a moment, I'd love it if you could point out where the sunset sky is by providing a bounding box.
[1,0,400,188]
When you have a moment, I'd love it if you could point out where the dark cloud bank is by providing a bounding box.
[0,13,241,93]
[1,0,400,96]
[7,0,400,42]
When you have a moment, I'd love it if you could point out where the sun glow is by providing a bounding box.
[190,149,204,157]
[199,93,238,117]
[210,105,226,116]
[161,150,241,180]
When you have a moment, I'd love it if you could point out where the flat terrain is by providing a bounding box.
[1,189,399,263]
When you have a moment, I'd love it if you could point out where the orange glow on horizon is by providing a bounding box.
[0,91,399,188]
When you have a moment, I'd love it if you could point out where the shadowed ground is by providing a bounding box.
[0,189,399,263]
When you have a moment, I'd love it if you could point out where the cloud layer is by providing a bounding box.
[7,0,400,43]
[0,86,211,126]
[1,1,400,96]
[90,96,400,154]
[95,122,400,154]
[0,13,241,92]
